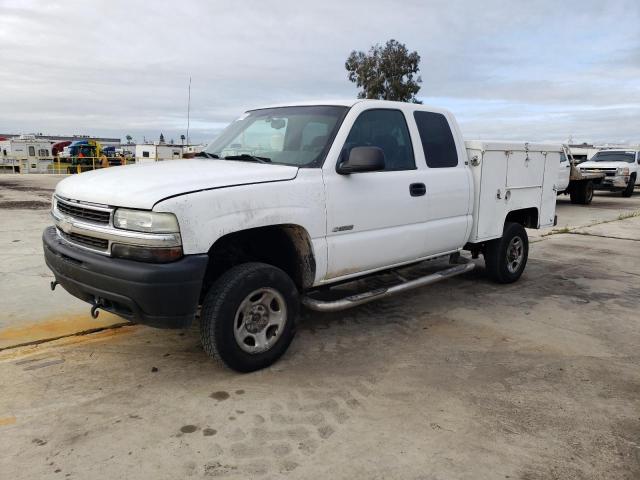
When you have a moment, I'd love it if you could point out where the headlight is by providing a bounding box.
[114,209,179,233]
[616,167,630,176]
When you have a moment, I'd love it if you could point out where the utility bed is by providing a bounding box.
[465,141,562,242]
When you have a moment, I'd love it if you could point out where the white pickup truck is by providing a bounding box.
[43,100,560,372]
[555,146,606,205]
[576,149,640,197]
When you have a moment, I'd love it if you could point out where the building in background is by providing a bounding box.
[567,143,600,163]
[135,143,184,163]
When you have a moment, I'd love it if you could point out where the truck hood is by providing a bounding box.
[55,159,299,209]
[579,161,627,170]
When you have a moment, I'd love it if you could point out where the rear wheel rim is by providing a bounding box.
[234,288,287,354]
[586,184,593,202]
[506,236,524,274]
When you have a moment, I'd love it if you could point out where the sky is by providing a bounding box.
[1,0,639,145]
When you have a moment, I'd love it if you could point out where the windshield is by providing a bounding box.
[204,106,348,167]
[590,151,636,163]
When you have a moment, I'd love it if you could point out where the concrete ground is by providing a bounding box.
[0,175,639,479]
[0,175,124,349]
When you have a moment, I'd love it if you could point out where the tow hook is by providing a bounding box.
[50,280,58,291]
[90,298,105,319]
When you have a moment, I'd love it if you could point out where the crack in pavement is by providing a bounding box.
[566,231,640,242]
[536,210,640,242]
[0,323,130,353]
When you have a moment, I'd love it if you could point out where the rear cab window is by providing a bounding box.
[413,111,458,168]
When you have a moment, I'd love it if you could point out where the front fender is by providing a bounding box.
[154,170,328,282]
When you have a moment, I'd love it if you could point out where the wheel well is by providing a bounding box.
[505,207,539,229]
[201,225,316,297]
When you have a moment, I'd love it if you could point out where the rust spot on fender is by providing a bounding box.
[283,226,316,289]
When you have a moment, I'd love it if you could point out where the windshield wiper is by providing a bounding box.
[224,154,271,164]
[195,151,220,159]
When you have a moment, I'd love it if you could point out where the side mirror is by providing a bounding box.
[336,146,385,174]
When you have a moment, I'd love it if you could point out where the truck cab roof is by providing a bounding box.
[249,98,455,115]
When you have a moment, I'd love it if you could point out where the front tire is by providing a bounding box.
[200,262,299,373]
[570,180,594,204]
[483,222,529,284]
[622,174,636,197]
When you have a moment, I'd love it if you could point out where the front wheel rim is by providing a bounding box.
[506,236,524,274]
[234,288,287,354]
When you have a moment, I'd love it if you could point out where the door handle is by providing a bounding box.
[409,183,426,197]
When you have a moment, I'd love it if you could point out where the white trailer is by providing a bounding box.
[0,135,54,173]
[135,144,184,164]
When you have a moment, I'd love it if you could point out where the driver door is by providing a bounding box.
[323,108,430,279]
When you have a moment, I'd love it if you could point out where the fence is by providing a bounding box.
[0,157,136,175]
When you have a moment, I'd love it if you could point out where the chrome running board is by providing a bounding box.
[301,261,476,312]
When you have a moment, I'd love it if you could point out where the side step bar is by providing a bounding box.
[301,262,476,312]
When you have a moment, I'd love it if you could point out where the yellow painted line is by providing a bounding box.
[0,324,139,362]
[0,416,16,427]
[0,312,125,350]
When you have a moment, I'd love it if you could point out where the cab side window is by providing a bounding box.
[413,111,458,168]
[343,109,415,171]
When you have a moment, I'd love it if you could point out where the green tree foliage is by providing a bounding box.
[345,39,422,103]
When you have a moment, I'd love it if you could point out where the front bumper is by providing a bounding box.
[591,175,629,191]
[43,226,208,328]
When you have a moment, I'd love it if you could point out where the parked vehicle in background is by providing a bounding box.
[556,146,606,204]
[65,139,103,173]
[43,100,561,372]
[578,149,640,197]
[0,134,54,173]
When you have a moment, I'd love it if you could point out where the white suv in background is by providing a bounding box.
[578,149,640,197]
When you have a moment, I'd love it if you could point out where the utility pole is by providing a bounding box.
[186,76,191,146]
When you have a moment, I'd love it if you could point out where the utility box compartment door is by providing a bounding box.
[506,150,545,188]
[474,148,508,240]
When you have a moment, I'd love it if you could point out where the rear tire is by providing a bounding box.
[622,174,636,197]
[200,262,299,373]
[483,222,529,284]
[570,180,594,204]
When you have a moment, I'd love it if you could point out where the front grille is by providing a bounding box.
[582,168,617,177]
[59,230,109,251]
[57,198,111,224]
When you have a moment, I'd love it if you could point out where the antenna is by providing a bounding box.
[186,76,191,146]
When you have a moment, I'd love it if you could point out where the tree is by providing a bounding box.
[125,135,133,144]
[180,134,186,145]
[345,39,422,103]
[159,132,165,144]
